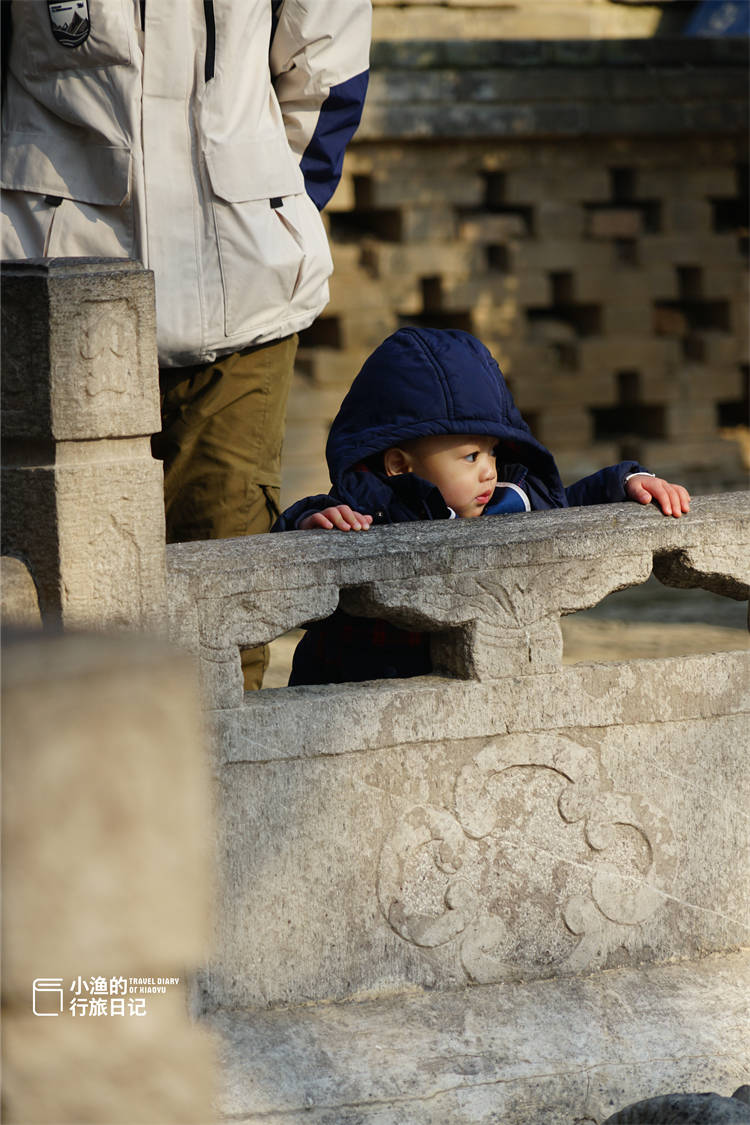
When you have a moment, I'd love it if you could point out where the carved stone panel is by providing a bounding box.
[378,734,677,984]
[1,259,159,441]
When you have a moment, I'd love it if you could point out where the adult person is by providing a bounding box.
[1,0,371,685]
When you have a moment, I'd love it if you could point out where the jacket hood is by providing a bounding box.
[326,327,567,507]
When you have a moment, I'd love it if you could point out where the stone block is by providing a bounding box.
[327,271,391,314]
[640,234,742,268]
[1,556,41,629]
[536,201,585,240]
[505,168,610,205]
[587,208,644,240]
[604,301,654,336]
[637,165,739,200]
[667,402,726,438]
[325,173,355,212]
[340,310,402,352]
[294,349,367,388]
[398,205,457,243]
[699,332,749,367]
[360,168,485,210]
[371,2,664,41]
[653,306,689,337]
[574,269,646,306]
[702,266,749,301]
[652,437,748,478]
[527,317,578,345]
[1,629,215,1123]
[662,199,714,234]
[544,405,592,446]
[675,365,746,404]
[459,213,527,244]
[1,259,167,634]
[363,242,479,282]
[514,239,611,273]
[1,259,160,443]
[643,263,680,301]
[209,953,749,1125]
[1,450,167,633]
[501,342,557,381]
[578,336,681,377]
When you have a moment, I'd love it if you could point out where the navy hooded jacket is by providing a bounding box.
[273,328,651,685]
[274,326,648,532]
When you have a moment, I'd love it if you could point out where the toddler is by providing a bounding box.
[273,327,689,683]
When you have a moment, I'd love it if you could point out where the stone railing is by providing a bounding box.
[4,258,749,1121]
[167,493,750,1014]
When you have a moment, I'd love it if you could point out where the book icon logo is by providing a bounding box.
[32,978,64,1016]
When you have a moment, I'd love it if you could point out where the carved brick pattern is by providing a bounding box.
[285,138,748,507]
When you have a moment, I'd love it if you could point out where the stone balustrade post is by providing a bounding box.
[1,258,166,633]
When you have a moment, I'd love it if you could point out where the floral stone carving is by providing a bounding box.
[378,734,677,983]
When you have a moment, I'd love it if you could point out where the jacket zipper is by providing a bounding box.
[203,0,215,82]
[138,2,213,83]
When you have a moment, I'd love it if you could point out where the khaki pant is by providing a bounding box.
[152,334,297,689]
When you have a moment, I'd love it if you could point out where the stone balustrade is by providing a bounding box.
[3,256,748,1122]
[166,494,749,1019]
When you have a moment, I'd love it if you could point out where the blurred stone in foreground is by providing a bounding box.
[1,629,215,1124]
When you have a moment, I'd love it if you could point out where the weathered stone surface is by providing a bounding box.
[1,259,167,632]
[208,952,750,1124]
[2,452,167,631]
[1,556,41,628]
[166,495,750,1012]
[371,9,724,44]
[201,674,748,1009]
[168,493,750,709]
[1,629,215,1123]
[1,258,160,442]
[359,43,749,141]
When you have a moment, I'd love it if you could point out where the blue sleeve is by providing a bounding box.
[565,461,650,507]
[300,70,369,210]
[271,494,339,532]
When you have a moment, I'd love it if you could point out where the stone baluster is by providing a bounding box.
[1,258,166,633]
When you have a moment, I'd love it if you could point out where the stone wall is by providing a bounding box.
[168,495,750,1010]
[167,490,750,1121]
[282,36,749,509]
[371,0,696,41]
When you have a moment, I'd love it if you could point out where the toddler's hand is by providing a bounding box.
[625,475,691,518]
[299,505,373,531]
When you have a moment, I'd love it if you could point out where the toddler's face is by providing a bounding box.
[389,433,498,518]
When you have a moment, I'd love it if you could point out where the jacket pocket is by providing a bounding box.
[13,0,132,75]
[1,132,133,258]
[204,137,309,338]
[2,132,131,206]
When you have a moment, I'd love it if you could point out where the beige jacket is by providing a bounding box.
[1,0,371,364]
